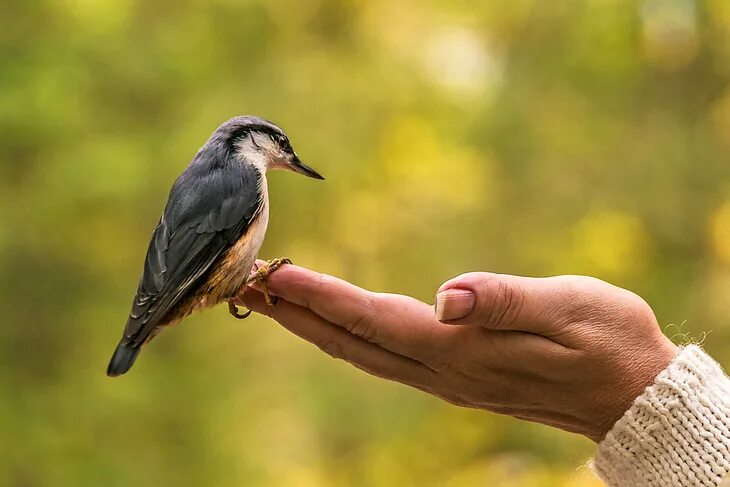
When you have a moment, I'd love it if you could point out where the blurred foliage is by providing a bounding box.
[1,0,729,485]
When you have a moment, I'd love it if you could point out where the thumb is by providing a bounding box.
[435,272,558,333]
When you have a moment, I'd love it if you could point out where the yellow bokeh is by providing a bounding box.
[709,200,730,266]
[379,116,493,213]
[571,211,650,280]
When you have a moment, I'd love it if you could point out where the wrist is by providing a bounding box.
[586,336,679,442]
[592,345,730,486]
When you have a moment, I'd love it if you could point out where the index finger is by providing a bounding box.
[250,264,452,363]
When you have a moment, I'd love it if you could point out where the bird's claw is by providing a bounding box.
[228,300,252,319]
[247,257,292,306]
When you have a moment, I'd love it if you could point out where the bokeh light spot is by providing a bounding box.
[640,0,699,70]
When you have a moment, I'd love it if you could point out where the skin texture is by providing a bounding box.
[237,263,679,442]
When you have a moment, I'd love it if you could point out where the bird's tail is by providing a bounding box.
[106,341,141,377]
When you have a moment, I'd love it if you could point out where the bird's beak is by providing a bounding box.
[290,156,325,180]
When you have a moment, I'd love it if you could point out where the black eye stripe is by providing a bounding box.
[227,125,290,152]
[267,133,286,144]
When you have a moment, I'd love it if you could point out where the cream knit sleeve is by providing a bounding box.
[592,345,730,486]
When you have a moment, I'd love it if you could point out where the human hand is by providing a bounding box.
[237,265,678,442]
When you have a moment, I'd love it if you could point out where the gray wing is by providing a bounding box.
[122,160,263,347]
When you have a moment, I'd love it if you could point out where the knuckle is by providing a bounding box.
[482,280,524,329]
[431,358,460,376]
[552,276,658,330]
[345,292,379,342]
[348,315,377,342]
[619,290,657,328]
[317,338,345,360]
[306,272,330,309]
[555,275,602,295]
[316,272,331,288]
[551,275,610,317]
[623,290,652,313]
[559,275,624,306]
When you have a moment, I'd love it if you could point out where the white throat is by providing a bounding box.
[234,131,283,174]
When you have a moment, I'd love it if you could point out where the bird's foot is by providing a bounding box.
[246,257,292,306]
[228,300,252,319]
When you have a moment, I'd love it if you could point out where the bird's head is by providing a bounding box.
[216,115,324,180]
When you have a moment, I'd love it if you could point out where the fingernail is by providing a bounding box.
[435,289,475,322]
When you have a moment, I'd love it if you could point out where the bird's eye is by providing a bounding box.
[276,134,289,147]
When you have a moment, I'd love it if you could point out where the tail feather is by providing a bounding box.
[107,342,141,377]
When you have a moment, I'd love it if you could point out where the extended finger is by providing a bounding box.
[244,265,451,362]
[240,288,438,389]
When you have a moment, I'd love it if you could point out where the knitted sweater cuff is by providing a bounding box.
[592,345,730,486]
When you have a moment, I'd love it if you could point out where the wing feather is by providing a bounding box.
[122,158,263,347]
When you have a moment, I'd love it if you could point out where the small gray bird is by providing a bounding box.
[107,116,324,377]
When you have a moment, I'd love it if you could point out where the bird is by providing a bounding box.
[106,116,324,377]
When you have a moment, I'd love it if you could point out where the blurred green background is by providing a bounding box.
[2,0,730,485]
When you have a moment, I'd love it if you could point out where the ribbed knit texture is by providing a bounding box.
[593,345,730,486]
